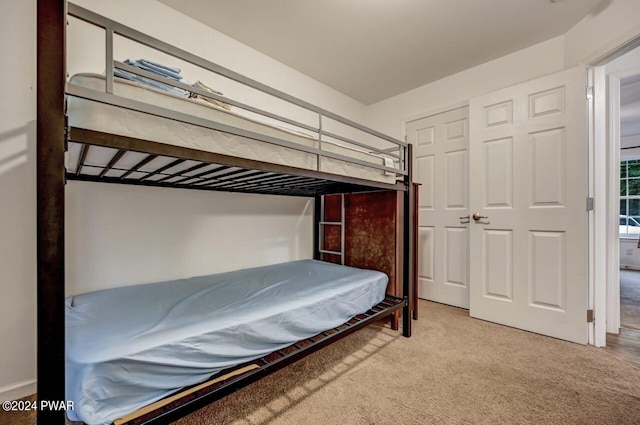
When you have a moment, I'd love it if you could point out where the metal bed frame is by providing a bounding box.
[37,1,414,423]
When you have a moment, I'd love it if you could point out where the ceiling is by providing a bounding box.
[158,0,608,104]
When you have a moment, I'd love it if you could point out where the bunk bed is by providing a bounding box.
[37,1,414,424]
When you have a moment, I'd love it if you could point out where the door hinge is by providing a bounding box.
[587,309,594,323]
[586,197,594,211]
[586,85,593,101]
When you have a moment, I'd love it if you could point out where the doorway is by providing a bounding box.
[591,41,640,346]
[618,72,640,332]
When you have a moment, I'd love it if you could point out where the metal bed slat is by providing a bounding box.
[228,176,316,190]
[210,174,304,190]
[213,170,272,183]
[120,154,158,179]
[209,170,276,185]
[193,168,255,186]
[98,149,126,178]
[222,180,314,193]
[204,170,271,188]
[139,158,186,181]
[155,162,210,183]
[210,174,315,191]
[166,165,231,185]
[234,174,309,186]
[75,143,90,176]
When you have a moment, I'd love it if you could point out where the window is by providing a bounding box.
[620,159,640,237]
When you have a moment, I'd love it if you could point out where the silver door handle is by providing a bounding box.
[472,213,488,221]
[459,215,470,224]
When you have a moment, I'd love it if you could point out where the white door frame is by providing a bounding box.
[603,65,640,338]
[589,35,640,346]
[588,65,608,347]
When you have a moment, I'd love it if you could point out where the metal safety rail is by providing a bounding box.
[66,3,408,179]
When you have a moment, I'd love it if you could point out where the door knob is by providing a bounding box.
[459,215,470,224]
[472,213,488,221]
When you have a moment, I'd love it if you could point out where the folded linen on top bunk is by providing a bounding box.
[114,59,232,111]
[189,79,232,110]
[114,58,190,97]
[65,260,388,425]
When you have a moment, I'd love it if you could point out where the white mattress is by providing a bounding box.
[65,260,388,424]
[67,74,396,184]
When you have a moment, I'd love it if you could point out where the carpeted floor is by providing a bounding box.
[620,269,640,330]
[173,301,640,425]
[4,300,640,425]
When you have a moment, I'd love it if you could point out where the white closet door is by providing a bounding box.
[469,66,589,344]
[407,106,470,309]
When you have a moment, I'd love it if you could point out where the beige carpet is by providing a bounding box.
[3,301,640,425]
[175,301,640,425]
[620,269,640,330]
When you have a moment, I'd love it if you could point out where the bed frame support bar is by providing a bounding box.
[128,295,406,425]
[313,196,321,260]
[402,144,414,338]
[37,0,67,423]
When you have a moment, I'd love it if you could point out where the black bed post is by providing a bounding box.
[313,195,321,260]
[37,0,66,423]
[402,144,413,337]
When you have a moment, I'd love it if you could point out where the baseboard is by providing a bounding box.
[0,379,36,401]
[620,264,640,271]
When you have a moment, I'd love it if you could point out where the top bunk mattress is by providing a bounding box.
[65,259,388,424]
[67,74,396,184]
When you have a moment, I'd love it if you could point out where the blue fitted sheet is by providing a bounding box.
[65,260,388,424]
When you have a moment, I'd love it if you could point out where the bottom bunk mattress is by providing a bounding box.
[65,259,388,424]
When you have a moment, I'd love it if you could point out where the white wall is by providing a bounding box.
[605,42,640,76]
[66,182,312,294]
[564,0,640,67]
[0,0,36,403]
[366,0,640,139]
[366,36,566,139]
[1,0,369,401]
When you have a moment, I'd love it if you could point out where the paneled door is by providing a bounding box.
[407,106,470,309]
[469,66,588,344]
